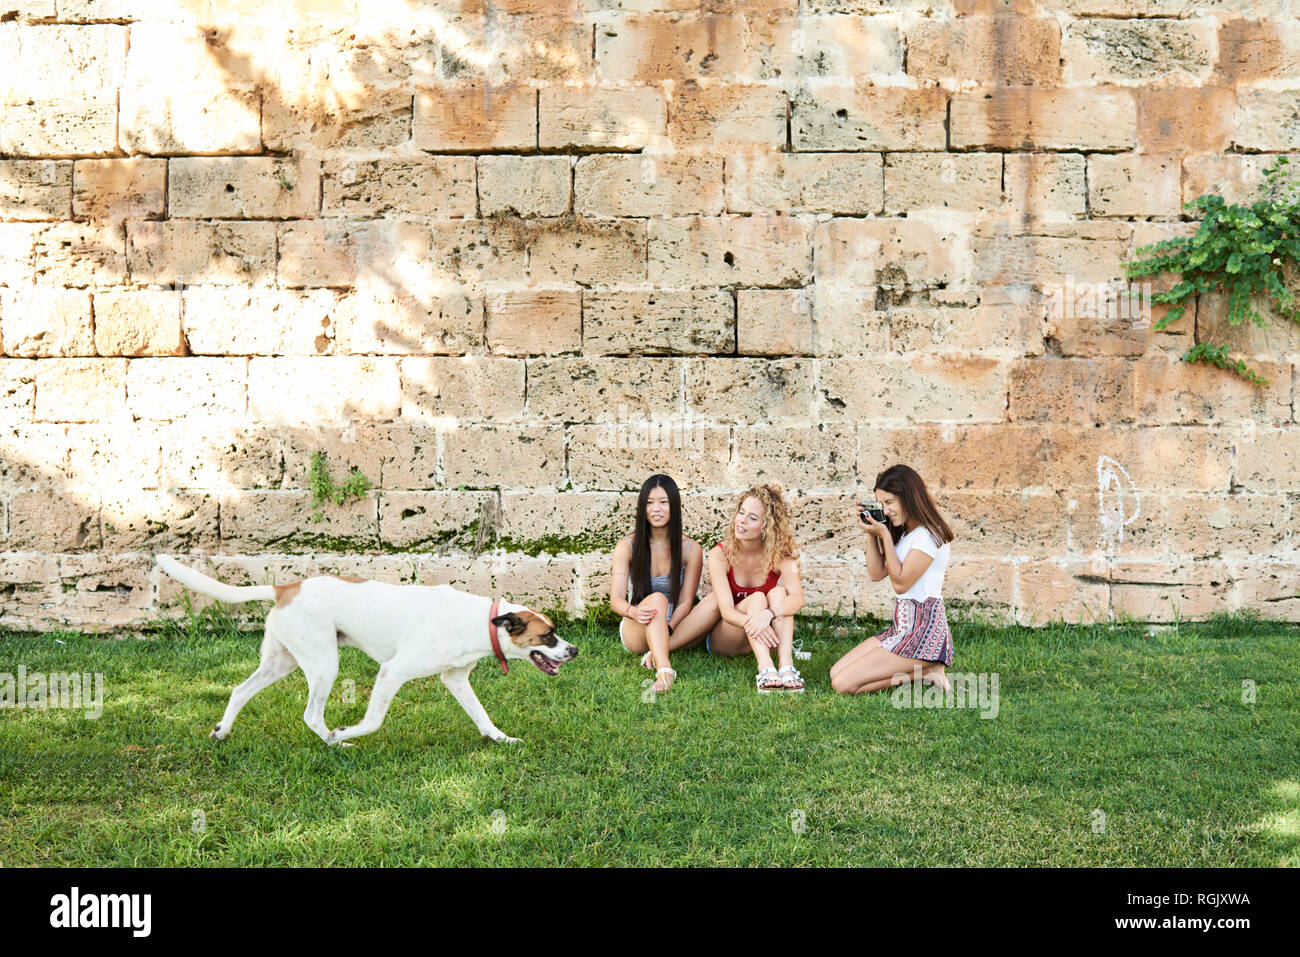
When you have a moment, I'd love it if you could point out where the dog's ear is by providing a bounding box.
[492,613,528,636]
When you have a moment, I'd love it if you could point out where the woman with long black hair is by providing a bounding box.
[831,464,955,695]
[609,474,703,692]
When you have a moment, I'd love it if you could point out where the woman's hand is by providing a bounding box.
[855,504,886,538]
[744,608,778,648]
[634,604,658,625]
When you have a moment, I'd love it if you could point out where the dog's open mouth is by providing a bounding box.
[530,651,562,675]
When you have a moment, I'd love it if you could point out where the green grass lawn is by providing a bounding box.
[1,608,1297,866]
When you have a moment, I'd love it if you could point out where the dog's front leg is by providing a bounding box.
[440,666,520,744]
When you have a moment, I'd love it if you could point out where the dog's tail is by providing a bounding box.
[156,555,277,604]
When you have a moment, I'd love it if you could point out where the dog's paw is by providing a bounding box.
[486,731,522,744]
[210,724,227,742]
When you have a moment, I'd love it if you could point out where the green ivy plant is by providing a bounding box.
[307,451,374,523]
[1124,155,1300,386]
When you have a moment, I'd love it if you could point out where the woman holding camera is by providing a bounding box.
[831,464,954,695]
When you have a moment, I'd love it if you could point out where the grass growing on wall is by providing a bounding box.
[1,613,1296,867]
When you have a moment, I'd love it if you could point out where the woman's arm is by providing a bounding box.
[608,538,637,619]
[709,546,748,627]
[769,557,805,618]
[878,534,935,594]
[669,539,703,632]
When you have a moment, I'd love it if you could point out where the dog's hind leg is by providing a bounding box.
[272,616,340,743]
[440,665,520,744]
[211,627,298,742]
[325,659,420,745]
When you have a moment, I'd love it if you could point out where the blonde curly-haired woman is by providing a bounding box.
[669,483,806,692]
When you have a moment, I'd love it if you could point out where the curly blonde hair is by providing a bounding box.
[720,482,800,574]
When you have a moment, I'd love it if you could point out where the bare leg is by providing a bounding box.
[830,644,948,696]
[829,636,882,682]
[662,593,720,652]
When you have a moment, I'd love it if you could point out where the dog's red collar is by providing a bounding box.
[488,600,508,674]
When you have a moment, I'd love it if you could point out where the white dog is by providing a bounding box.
[156,556,577,746]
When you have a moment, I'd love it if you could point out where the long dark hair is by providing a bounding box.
[629,474,682,605]
[874,464,953,549]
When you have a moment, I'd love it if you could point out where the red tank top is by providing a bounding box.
[718,544,781,604]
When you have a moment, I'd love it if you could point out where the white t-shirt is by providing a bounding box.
[894,526,950,601]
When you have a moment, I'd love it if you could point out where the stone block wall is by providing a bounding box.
[1,0,1298,631]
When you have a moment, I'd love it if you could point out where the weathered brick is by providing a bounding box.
[890,302,1043,356]
[168,156,322,220]
[93,290,185,357]
[907,15,1061,85]
[378,491,496,550]
[595,14,749,82]
[321,157,477,218]
[100,487,221,551]
[686,358,815,423]
[0,359,36,424]
[1015,559,1109,625]
[1002,152,1087,221]
[1067,489,1167,560]
[0,423,70,492]
[943,557,1016,621]
[1235,427,1300,492]
[821,357,1008,423]
[746,14,904,81]
[973,220,1132,287]
[31,223,127,287]
[334,287,483,355]
[414,83,536,152]
[1063,18,1212,84]
[858,423,1051,492]
[442,425,566,489]
[158,421,283,489]
[725,151,882,215]
[1193,290,1300,359]
[0,98,118,157]
[791,83,946,151]
[1088,154,1181,218]
[486,288,582,356]
[814,218,956,287]
[1165,493,1287,559]
[951,87,1136,150]
[34,358,126,422]
[1037,424,1235,492]
[583,289,733,355]
[526,357,681,422]
[539,85,667,150]
[1182,153,1300,209]
[219,489,378,552]
[1236,561,1300,620]
[567,423,732,490]
[883,152,1002,214]
[497,491,632,551]
[732,424,855,489]
[576,153,724,218]
[479,155,571,218]
[0,286,93,357]
[1133,355,1292,425]
[65,421,161,487]
[808,283,892,355]
[1138,86,1234,154]
[1215,18,1300,84]
[942,489,1070,557]
[0,160,71,220]
[1009,358,1135,425]
[0,554,60,631]
[126,220,276,286]
[667,83,786,151]
[263,85,411,153]
[7,489,100,551]
[120,86,261,155]
[182,287,336,355]
[650,215,813,287]
[428,219,530,287]
[276,220,363,288]
[526,217,648,284]
[72,158,167,223]
[1109,560,1234,623]
[249,357,401,426]
[280,423,435,492]
[738,288,812,355]
[401,356,525,422]
[126,358,246,421]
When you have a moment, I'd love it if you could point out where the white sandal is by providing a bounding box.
[756,667,783,693]
[653,667,676,692]
[640,650,655,671]
[777,665,805,692]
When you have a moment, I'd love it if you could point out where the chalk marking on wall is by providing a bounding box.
[1096,455,1140,559]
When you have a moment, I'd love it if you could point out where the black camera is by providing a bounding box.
[858,500,885,524]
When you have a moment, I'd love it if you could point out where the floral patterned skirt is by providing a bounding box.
[873,597,953,666]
